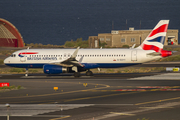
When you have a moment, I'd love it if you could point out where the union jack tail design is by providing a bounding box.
[138,20,171,57]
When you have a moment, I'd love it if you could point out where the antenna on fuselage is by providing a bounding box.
[130,44,136,49]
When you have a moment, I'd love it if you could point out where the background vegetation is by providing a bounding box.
[0,85,22,90]
[64,38,89,48]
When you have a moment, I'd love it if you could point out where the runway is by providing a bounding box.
[1,72,180,120]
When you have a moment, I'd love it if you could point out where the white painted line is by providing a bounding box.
[33,115,70,117]
[110,112,135,116]
[0,104,93,116]
[94,104,134,106]
[139,107,173,109]
[129,73,180,80]
[84,102,180,120]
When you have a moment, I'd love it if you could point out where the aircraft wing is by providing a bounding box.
[49,47,84,67]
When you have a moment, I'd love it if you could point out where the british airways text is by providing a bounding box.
[27,57,57,60]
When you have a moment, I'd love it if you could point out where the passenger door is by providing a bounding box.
[131,50,137,61]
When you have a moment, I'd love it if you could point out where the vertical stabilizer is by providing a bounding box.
[137,20,169,52]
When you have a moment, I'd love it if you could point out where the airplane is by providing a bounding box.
[4,20,172,77]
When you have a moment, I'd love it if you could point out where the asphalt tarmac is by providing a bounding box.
[1,73,180,120]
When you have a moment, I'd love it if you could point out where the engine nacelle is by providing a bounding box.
[43,64,68,74]
[161,50,172,57]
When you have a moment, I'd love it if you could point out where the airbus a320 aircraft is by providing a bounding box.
[4,20,172,77]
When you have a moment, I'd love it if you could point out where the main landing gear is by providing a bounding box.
[86,70,93,76]
[74,72,80,78]
[73,70,93,77]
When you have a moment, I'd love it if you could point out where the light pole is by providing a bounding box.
[5,103,10,120]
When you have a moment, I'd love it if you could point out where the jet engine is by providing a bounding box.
[43,64,68,74]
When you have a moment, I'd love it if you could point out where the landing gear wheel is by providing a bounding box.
[74,72,80,77]
[86,71,93,76]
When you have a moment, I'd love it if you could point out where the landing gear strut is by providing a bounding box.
[72,66,81,77]
[86,70,93,76]
[25,68,28,77]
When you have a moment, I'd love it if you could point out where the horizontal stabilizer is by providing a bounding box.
[147,52,161,56]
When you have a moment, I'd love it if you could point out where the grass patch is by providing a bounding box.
[157,55,180,62]
[137,118,149,120]
[0,68,43,74]
[91,67,166,74]
[0,85,23,90]
[0,59,3,64]
[107,69,115,73]
[9,68,26,73]
[29,69,38,73]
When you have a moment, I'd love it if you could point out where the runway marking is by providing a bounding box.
[64,86,180,103]
[139,107,173,109]
[49,115,71,120]
[64,91,139,102]
[0,86,107,99]
[135,96,180,105]
[129,73,180,80]
[91,86,180,92]
[110,112,135,116]
[0,79,110,100]
[89,102,180,120]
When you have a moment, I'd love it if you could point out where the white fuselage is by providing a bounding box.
[4,48,161,69]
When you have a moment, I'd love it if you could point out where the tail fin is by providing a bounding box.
[137,20,172,57]
[138,20,169,52]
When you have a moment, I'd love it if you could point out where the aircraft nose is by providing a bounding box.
[4,58,9,64]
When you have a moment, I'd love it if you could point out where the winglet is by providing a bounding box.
[71,47,80,58]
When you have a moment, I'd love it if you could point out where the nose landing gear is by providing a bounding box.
[25,68,28,76]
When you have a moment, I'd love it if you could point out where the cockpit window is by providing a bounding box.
[10,54,16,57]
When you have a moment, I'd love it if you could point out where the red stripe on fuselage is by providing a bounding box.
[19,52,38,55]
[148,24,168,37]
